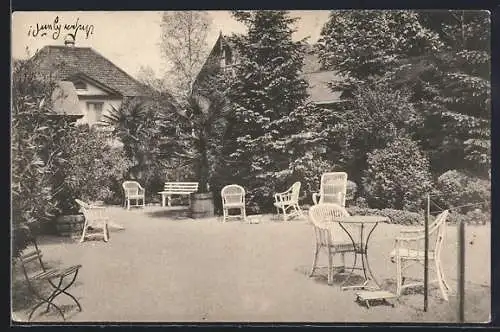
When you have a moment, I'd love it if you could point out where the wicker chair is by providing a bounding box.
[122,181,145,210]
[312,172,348,207]
[75,199,109,243]
[274,182,302,221]
[221,184,246,222]
[390,210,450,300]
[308,203,357,285]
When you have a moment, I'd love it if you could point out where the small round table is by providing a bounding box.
[335,215,389,291]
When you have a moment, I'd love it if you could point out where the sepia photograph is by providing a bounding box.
[11,10,491,323]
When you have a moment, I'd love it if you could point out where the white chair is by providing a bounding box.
[390,210,450,300]
[221,184,246,222]
[312,172,348,207]
[308,203,357,285]
[122,181,145,210]
[274,181,302,221]
[75,199,109,243]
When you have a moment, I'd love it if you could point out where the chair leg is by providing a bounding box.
[127,199,130,210]
[79,221,89,243]
[327,248,334,285]
[438,260,451,291]
[309,244,320,277]
[241,207,246,222]
[396,257,402,296]
[435,259,449,301]
[103,223,109,242]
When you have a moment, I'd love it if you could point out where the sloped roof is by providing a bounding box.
[31,45,149,97]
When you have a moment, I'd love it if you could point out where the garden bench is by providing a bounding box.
[158,182,199,207]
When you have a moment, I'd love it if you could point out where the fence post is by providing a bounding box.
[458,219,465,322]
[424,194,429,312]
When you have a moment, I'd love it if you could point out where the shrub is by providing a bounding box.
[346,180,358,202]
[290,153,339,204]
[448,209,490,225]
[346,206,423,225]
[436,170,490,213]
[11,59,64,256]
[55,126,133,212]
[363,137,433,211]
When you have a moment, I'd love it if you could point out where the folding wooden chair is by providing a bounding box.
[75,199,109,243]
[18,236,82,321]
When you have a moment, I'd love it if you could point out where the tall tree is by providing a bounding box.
[219,10,319,212]
[316,10,491,177]
[160,11,212,100]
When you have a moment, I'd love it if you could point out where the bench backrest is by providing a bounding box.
[164,182,199,193]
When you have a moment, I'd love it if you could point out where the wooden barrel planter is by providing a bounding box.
[55,214,85,238]
[190,192,215,219]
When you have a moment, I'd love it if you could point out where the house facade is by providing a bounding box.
[30,37,150,127]
[194,33,345,108]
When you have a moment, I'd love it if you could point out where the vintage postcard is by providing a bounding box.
[11,10,491,324]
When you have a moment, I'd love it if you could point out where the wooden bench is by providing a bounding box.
[158,182,199,207]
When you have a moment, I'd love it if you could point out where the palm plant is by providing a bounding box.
[172,83,231,193]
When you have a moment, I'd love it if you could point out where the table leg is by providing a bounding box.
[339,222,380,291]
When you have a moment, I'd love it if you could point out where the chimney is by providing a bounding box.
[64,34,76,47]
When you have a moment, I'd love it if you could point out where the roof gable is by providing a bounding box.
[32,46,149,97]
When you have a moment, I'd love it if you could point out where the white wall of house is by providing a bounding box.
[72,80,123,127]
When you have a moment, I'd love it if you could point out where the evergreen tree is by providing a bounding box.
[219,10,319,212]
[316,10,490,177]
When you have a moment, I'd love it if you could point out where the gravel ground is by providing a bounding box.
[11,206,491,323]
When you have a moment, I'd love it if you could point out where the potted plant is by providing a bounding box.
[170,80,231,218]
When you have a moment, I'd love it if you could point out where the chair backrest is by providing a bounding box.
[18,241,46,280]
[164,182,199,193]
[221,184,245,206]
[309,203,351,245]
[122,181,141,197]
[429,210,449,257]
[75,199,106,227]
[318,172,348,206]
[290,182,301,202]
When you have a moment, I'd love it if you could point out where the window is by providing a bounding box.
[73,80,87,90]
[86,102,104,126]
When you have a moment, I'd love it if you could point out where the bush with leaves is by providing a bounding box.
[346,206,423,225]
[363,137,433,210]
[435,169,490,213]
[11,59,66,256]
[55,126,133,210]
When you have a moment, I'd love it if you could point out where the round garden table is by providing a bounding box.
[334,215,390,291]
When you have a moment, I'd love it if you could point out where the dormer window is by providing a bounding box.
[73,80,87,90]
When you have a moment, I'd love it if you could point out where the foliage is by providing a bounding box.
[11,59,66,256]
[345,180,357,202]
[346,206,423,225]
[316,10,442,97]
[316,10,491,177]
[56,126,133,209]
[363,137,433,211]
[448,209,490,225]
[160,11,212,100]
[339,85,422,185]
[218,10,320,213]
[102,97,172,199]
[435,169,490,213]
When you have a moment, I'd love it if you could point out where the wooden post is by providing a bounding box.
[424,194,430,312]
[458,220,465,322]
